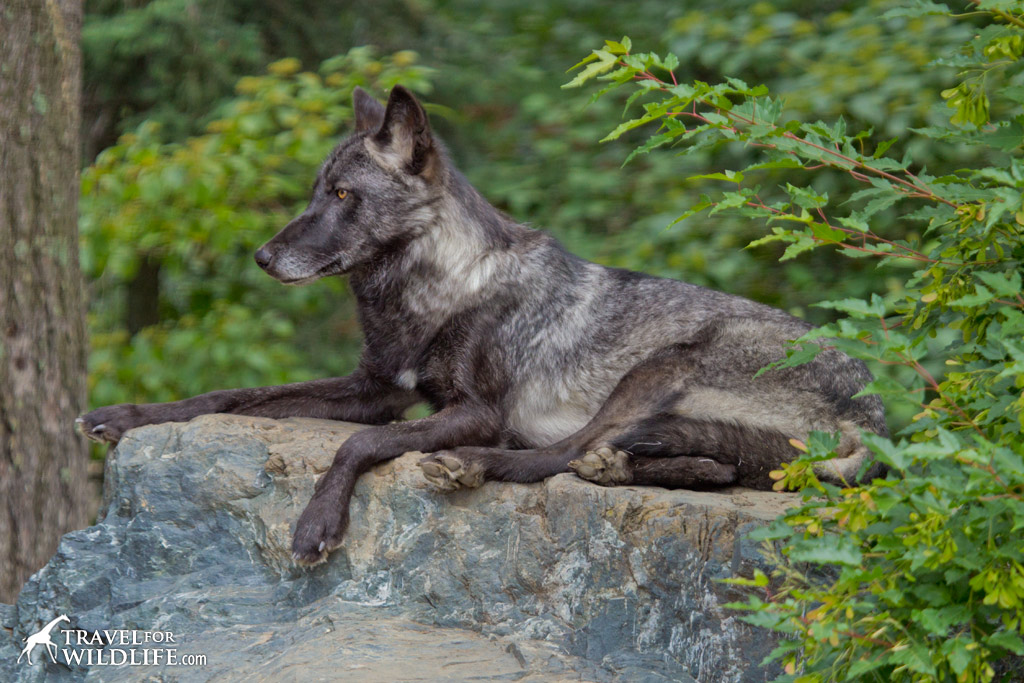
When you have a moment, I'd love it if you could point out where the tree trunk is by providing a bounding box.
[0,0,90,603]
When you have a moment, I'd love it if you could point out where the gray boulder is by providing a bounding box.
[0,415,794,681]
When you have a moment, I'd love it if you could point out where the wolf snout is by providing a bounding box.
[254,246,274,270]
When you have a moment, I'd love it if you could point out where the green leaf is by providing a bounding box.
[815,294,886,318]
[788,534,863,566]
[721,569,770,587]
[854,375,911,399]
[889,642,937,675]
[688,171,744,183]
[988,630,1024,655]
[600,113,659,142]
[982,119,1024,150]
[810,222,847,242]
[754,342,824,378]
[975,270,1022,298]
[743,158,805,172]
[947,639,972,676]
[873,137,899,158]
[947,284,995,307]
[847,659,887,677]
[563,50,619,88]
[603,37,631,55]
[780,234,818,260]
[861,192,902,218]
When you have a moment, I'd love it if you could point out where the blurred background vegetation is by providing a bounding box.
[82,0,982,434]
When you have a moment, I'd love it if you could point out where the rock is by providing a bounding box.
[0,414,795,682]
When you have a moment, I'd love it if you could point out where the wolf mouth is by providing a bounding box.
[279,258,347,285]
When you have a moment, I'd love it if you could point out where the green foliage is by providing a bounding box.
[82,0,387,149]
[83,0,266,145]
[568,2,1024,680]
[81,48,433,407]
[604,0,978,335]
[664,0,972,139]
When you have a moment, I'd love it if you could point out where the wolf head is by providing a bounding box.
[254,86,443,284]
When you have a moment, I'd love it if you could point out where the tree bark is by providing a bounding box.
[0,0,90,603]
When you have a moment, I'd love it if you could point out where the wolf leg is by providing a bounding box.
[292,403,500,564]
[78,369,418,443]
[569,447,738,488]
[419,342,723,490]
[420,409,792,492]
[599,413,796,489]
[606,409,881,489]
[419,445,576,491]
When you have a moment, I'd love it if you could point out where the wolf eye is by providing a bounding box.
[336,189,349,200]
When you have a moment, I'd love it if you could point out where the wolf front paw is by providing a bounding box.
[291,494,348,566]
[419,451,486,492]
[569,446,633,485]
[76,404,147,443]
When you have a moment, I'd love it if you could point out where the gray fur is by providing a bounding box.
[80,86,887,565]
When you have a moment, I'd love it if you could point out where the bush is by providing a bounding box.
[567,3,1024,680]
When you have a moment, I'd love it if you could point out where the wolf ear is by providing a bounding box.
[352,87,385,133]
[370,85,435,176]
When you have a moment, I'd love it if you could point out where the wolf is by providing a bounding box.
[79,85,888,565]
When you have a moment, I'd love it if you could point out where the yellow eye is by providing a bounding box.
[336,189,348,200]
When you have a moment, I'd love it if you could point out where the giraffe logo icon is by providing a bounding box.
[16,614,69,665]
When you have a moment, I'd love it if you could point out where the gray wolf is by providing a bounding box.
[79,86,888,565]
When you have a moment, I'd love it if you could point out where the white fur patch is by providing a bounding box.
[675,387,824,437]
[365,132,414,172]
[396,369,417,390]
[402,199,511,317]
[507,378,595,447]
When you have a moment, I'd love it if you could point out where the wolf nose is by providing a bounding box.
[254,247,274,270]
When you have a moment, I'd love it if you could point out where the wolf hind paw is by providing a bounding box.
[569,446,632,485]
[419,452,485,492]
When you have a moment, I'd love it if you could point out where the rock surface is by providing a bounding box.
[0,415,796,682]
